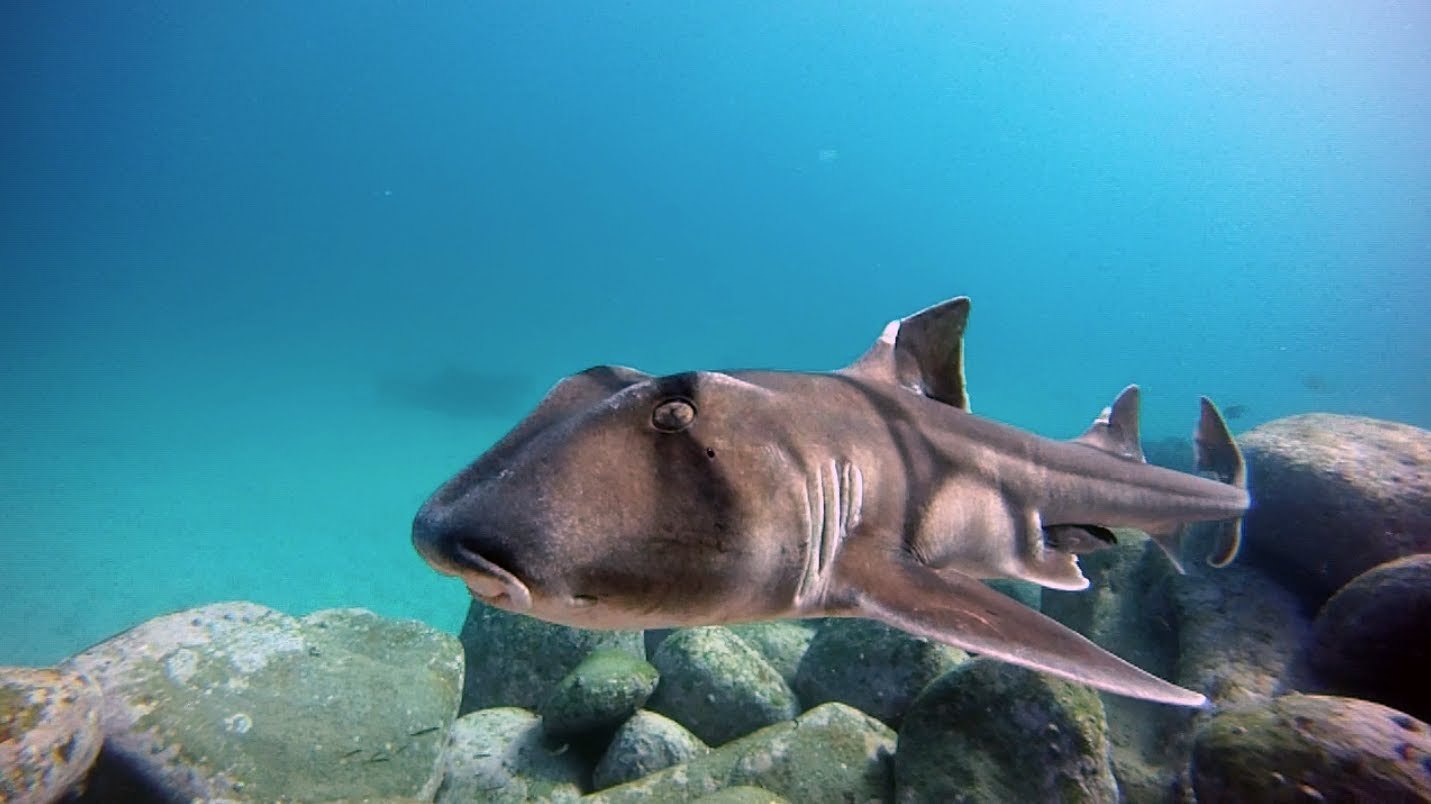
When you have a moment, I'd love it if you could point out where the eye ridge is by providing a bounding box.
[652,397,697,433]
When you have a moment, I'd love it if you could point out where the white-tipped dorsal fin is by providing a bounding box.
[843,296,972,412]
[1073,385,1145,462]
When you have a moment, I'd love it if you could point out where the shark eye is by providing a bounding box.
[652,397,697,432]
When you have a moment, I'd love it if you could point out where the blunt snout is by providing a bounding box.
[411,494,534,611]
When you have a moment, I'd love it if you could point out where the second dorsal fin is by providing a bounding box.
[1073,385,1145,462]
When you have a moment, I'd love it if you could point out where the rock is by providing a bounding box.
[793,618,965,728]
[460,601,643,713]
[1295,555,1431,722]
[895,658,1118,803]
[0,667,104,803]
[646,627,799,746]
[1045,529,1314,801]
[592,710,708,790]
[432,707,584,803]
[1042,535,1181,691]
[1239,414,1431,605]
[986,578,1042,610]
[1191,693,1431,802]
[60,602,462,802]
[539,649,660,739]
[1043,536,1195,802]
[692,786,790,803]
[584,702,894,802]
[1171,548,1310,709]
[725,621,816,689]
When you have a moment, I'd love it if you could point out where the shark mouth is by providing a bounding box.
[439,540,534,613]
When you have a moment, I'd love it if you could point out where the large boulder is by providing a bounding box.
[1293,554,1431,722]
[1171,549,1310,709]
[793,618,966,728]
[1239,414,1431,605]
[0,667,104,803]
[894,658,1118,803]
[432,707,585,804]
[61,602,462,802]
[460,601,644,713]
[584,702,894,802]
[645,627,799,747]
[1191,694,1431,802]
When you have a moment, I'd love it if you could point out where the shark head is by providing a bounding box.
[413,365,815,629]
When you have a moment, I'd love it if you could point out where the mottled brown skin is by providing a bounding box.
[413,297,1249,706]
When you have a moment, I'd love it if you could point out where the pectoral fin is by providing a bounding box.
[826,540,1206,707]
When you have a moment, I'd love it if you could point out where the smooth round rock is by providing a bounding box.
[585,703,894,803]
[459,600,643,713]
[1301,554,1431,722]
[1240,414,1431,605]
[433,707,584,803]
[726,621,817,689]
[0,667,104,803]
[646,627,799,746]
[895,658,1117,803]
[61,603,463,802]
[592,709,708,790]
[1192,693,1431,802]
[794,618,965,728]
[539,649,659,739]
[693,786,791,803]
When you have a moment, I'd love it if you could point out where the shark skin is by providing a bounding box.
[412,297,1249,707]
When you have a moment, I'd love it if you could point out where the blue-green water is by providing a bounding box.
[3,3,1428,667]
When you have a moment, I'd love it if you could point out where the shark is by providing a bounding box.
[412,296,1249,707]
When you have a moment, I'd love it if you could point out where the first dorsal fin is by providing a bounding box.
[842,296,972,411]
[1073,385,1145,462]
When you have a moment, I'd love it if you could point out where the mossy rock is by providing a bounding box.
[584,702,894,802]
[1192,693,1431,802]
[433,707,584,803]
[726,621,817,689]
[592,710,708,790]
[0,667,104,803]
[540,649,660,739]
[895,658,1117,803]
[460,601,643,713]
[692,785,791,803]
[646,627,799,746]
[795,618,966,728]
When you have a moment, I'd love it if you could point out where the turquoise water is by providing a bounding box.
[3,3,1427,667]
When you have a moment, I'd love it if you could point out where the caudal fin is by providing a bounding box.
[1193,397,1246,567]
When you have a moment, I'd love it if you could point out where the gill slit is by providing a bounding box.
[797,459,864,607]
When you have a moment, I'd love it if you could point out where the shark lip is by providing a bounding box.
[461,565,533,612]
[465,577,533,612]
[443,541,534,613]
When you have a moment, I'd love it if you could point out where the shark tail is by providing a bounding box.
[1112,394,1246,572]
[1192,396,1246,567]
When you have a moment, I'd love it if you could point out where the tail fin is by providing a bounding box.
[1193,397,1246,567]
